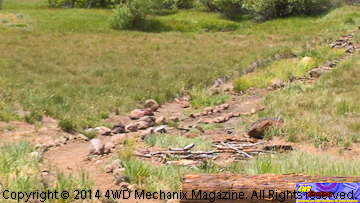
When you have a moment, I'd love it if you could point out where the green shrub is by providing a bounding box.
[58,117,77,132]
[1,17,9,24]
[110,0,152,30]
[243,0,341,20]
[48,0,121,8]
[213,0,243,19]
[174,0,195,9]
[200,0,217,11]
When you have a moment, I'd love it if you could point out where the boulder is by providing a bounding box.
[88,139,105,155]
[111,122,126,134]
[144,99,159,111]
[155,125,167,134]
[144,108,154,116]
[180,101,190,108]
[139,116,156,127]
[111,134,127,144]
[300,57,313,65]
[113,168,126,177]
[346,45,354,53]
[310,68,324,78]
[95,126,111,136]
[135,121,148,130]
[139,127,154,139]
[45,140,56,148]
[272,79,285,89]
[220,104,229,110]
[111,159,122,171]
[155,116,167,125]
[126,123,139,132]
[104,142,116,154]
[77,134,89,141]
[204,107,213,112]
[248,118,284,139]
[129,109,144,120]
[59,136,68,145]
[213,116,225,123]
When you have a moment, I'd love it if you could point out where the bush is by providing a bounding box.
[110,0,152,30]
[48,0,121,8]
[174,0,195,9]
[242,0,341,20]
[213,0,243,19]
[200,0,217,11]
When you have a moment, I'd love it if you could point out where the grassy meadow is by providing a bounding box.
[1,0,360,130]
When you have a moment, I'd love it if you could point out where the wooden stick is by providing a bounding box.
[221,142,253,158]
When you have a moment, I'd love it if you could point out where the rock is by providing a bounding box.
[200,111,207,116]
[113,168,126,177]
[111,122,126,134]
[95,126,111,136]
[115,175,130,185]
[300,57,313,65]
[169,116,179,122]
[346,45,354,53]
[125,123,139,132]
[204,107,213,112]
[95,160,102,166]
[29,152,39,159]
[59,136,68,145]
[233,113,241,117]
[189,113,200,118]
[211,75,230,87]
[110,134,127,144]
[155,116,167,125]
[272,79,285,89]
[88,139,105,155]
[225,113,233,121]
[213,116,225,123]
[251,108,257,114]
[135,121,148,130]
[144,108,154,116]
[104,142,116,154]
[220,104,229,110]
[45,140,55,148]
[309,68,324,78]
[209,87,220,95]
[267,86,274,91]
[54,139,62,146]
[139,116,156,127]
[144,99,159,111]
[274,53,281,60]
[179,101,190,108]
[77,134,89,141]
[105,166,113,173]
[155,125,167,134]
[248,118,285,139]
[139,127,154,139]
[129,109,145,120]
[34,144,43,149]
[85,128,95,134]
[111,159,122,171]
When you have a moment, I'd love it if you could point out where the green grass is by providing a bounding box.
[0,142,94,202]
[259,52,360,147]
[1,0,360,130]
[230,151,360,176]
[122,158,223,192]
[121,151,360,192]
[234,46,346,92]
[145,134,213,151]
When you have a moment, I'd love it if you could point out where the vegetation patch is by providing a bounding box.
[145,134,213,151]
[259,53,360,147]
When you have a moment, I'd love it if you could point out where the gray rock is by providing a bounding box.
[310,68,324,78]
[111,122,126,134]
[155,125,167,134]
[77,134,89,141]
[95,126,111,136]
[346,45,354,53]
[155,116,167,125]
[139,116,155,127]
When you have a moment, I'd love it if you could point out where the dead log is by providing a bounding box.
[180,173,360,203]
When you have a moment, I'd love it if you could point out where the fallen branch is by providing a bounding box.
[221,142,253,158]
